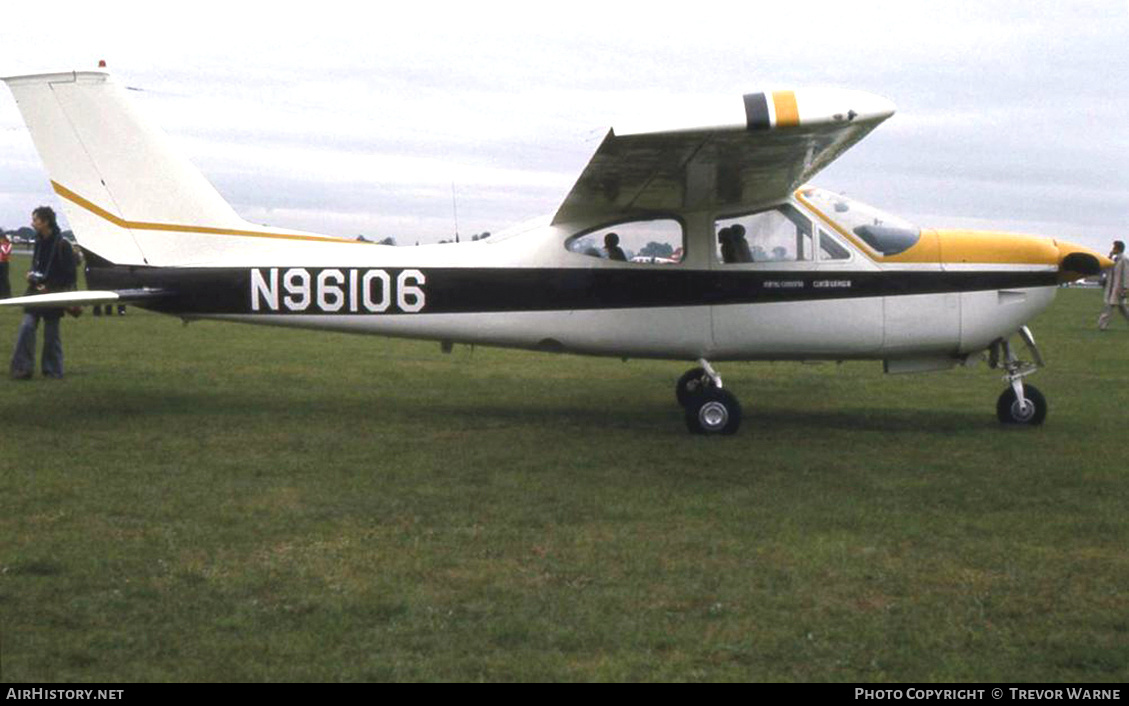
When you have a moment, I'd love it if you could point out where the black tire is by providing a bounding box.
[685,388,742,435]
[996,384,1047,425]
[676,367,713,407]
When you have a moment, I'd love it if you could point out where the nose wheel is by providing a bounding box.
[997,384,1047,425]
[990,326,1048,426]
[676,359,743,435]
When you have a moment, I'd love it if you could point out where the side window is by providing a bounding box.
[566,219,684,264]
[819,228,851,261]
[715,205,813,264]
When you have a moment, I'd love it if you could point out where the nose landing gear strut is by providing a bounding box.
[990,326,1047,426]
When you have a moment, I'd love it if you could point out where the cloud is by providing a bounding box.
[1,0,1126,252]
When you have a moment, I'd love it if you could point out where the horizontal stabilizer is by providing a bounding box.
[0,288,170,308]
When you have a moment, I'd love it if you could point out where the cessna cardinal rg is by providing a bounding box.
[1,70,1110,435]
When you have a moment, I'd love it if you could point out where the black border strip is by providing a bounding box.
[88,265,1059,317]
[743,92,771,131]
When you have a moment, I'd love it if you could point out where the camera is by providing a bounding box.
[28,270,46,285]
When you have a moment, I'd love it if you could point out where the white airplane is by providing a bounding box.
[1,69,1110,434]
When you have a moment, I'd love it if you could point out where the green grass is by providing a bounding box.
[1,281,1127,682]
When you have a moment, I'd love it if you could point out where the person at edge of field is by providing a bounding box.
[0,232,11,299]
[1098,240,1129,331]
[10,206,79,380]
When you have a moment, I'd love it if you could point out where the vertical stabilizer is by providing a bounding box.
[4,71,259,266]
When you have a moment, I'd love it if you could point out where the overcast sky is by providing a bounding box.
[2,1,1126,251]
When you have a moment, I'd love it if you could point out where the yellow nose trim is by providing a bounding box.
[932,230,1060,266]
[1056,239,1113,270]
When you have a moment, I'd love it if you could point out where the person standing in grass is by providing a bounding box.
[9,207,77,379]
[1098,240,1129,331]
[0,232,11,299]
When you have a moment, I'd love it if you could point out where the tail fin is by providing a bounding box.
[4,71,310,267]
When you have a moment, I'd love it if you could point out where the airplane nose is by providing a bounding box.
[929,230,1110,284]
[932,229,1060,267]
[1055,240,1111,283]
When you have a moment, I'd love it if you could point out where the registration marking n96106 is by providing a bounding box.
[250,268,426,314]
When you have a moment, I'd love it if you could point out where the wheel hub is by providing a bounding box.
[700,401,729,429]
[1011,399,1035,422]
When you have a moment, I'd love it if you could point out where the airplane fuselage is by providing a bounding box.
[85,192,1061,367]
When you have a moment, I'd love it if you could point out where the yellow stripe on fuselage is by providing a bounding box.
[51,181,359,245]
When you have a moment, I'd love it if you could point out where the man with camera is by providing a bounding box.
[10,206,78,380]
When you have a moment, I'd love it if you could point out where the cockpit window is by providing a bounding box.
[715,205,813,264]
[819,228,851,261]
[798,188,921,257]
[852,224,920,256]
[566,218,684,264]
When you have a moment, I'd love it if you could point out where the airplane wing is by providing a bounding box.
[553,89,896,225]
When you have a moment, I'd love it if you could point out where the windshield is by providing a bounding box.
[798,187,921,256]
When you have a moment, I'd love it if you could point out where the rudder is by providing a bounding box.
[4,71,260,267]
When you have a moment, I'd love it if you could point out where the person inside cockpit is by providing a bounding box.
[719,224,752,263]
[604,232,627,261]
[718,226,736,263]
[729,224,752,263]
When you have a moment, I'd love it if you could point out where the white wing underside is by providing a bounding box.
[553,89,895,225]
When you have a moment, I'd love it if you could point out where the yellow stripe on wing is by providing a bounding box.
[771,91,799,127]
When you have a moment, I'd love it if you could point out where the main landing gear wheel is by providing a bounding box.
[677,359,742,435]
[685,388,743,435]
[676,367,713,407]
[997,384,1047,426]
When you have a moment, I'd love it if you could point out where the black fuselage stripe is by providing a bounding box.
[87,265,1057,316]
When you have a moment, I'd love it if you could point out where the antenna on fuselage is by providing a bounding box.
[451,182,460,244]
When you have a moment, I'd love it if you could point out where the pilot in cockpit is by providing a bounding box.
[730,225,752,263]
[604,232,627,261]
[719,225,752,263]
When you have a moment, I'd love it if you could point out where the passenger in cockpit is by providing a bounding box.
[604,232,627,261]
[729,224,753,263]
[719,226,736,263]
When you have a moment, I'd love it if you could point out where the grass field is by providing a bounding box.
[1,270,1127,682]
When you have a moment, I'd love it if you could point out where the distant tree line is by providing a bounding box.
[569,238,675,261]
[355,235,399,245]
[355,232,493,246]
[439,232,491,245]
